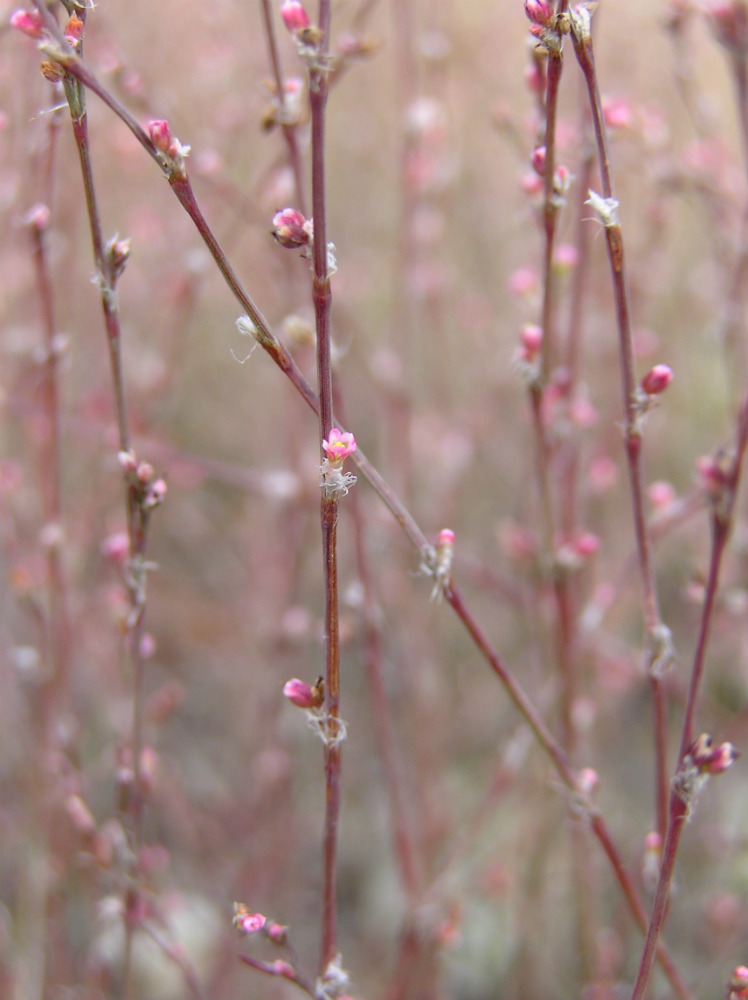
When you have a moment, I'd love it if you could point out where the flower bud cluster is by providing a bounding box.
[148,119,191,179]
[118,450,167,512]
[233,902,289,945]
[673,733,739,812]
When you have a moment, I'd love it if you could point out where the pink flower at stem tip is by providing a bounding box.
[641,363,673,395]
[322,428,357,463]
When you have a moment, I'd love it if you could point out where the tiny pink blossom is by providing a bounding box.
[27,203,50,231]
[10,8,44,37]
[531,145,547,176]
[524,0,553,26]
[233,903,266,935]
[280,0,310,32]
[101,532,130,563]
[283,677,317,709]
[553,243,579,270]
[520,172,544,195]
[322,428,357,464]
[272,207,310,249]
[577,767,599,794]
[507,267,538,297]
[648,480,676,509]
[271,960,296,979]
[149,119,175,154]
[602,95,634,130]
[520,323,543,360]
[573,532,600,558]
[266,922,288,945]
[641,363,673,395]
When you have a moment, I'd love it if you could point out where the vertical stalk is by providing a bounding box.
[570,12,670,840]
[309,0,340,976]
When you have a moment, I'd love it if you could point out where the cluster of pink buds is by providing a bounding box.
[687,733,739,776]
[674,733,739,810]
[233,903,289,945]
[148,119,190,178]
[729,965,748,1000]
[272,207,312,249]
[117,450,167,511]
[9,8,44,38]
[527,147,573,205]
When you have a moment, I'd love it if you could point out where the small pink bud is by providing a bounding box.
[283,677,324,709]
[10,8,44,38]
[553,243,579,271]
[573,532,600,558]
[520,323,543,359]
[272,207,310,249]
[271,960,296,979]
[322,427,357,463]
[117,449,138,473]
[145,478,167,508]
[602,95,634,130]
[280,0,310,32]
[27,203,51,231]
[688,733,739,774]
[149,119,175,154]
[524,0,553,26]
[233,903,266,935]
[101,532,130,563]
[729,966,748,1000]
[577,767,599,794]
[266,922,288,945]
[507,267,538,298]
[520,172,544,195]
[531,145,547,176]
[640,363,673,395]
[648,480,676,509]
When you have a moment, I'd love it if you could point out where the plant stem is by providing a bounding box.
[309,0,340,975]
[570,11,670,839]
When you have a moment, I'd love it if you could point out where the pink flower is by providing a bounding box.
[322,428,357,464]
[233,903,266,935]
[602,95,634,130]
[641,363,673,395]
[531,145,547,176]
[648,480,676,509]
[688,733,739,774]
[524,0,553,26]
[10,8,44,38]
[149,119,175,154]
[507,267,538,298]
[280,0,310,32]
[283,677,323,709]
[271,207,310,249]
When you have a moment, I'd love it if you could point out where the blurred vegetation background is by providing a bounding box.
[1,1,747,997]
